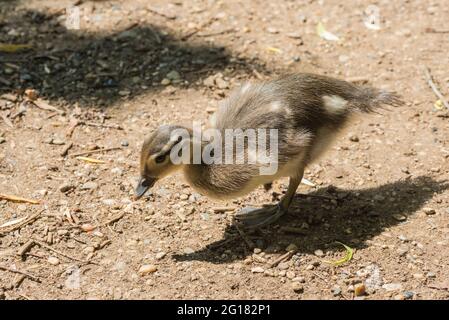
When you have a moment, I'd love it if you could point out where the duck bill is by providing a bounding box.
[134,177,157,199]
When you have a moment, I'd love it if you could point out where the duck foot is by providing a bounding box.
[233,204,286,229]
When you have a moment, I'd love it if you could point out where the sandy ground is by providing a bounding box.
[1,0,449,300]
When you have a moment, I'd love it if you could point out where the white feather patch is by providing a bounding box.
[322,95,348,114]
[269,101,283,113]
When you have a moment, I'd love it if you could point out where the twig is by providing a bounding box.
[60,142,73,157]
[31,99,65,114]
[0,194,41,204]
[65,118,80,137]
[147,6,177,20]
[206,235,239,249]
[14,274,27,288]
[182,17,217,40]
[98,212,126,227]
[82,121,123,130]
[0,210,44,236]
[17,240,35,257]
[198,28,235,37]
[280,226,308,235]
[423,66,449,110]
[425,27,449,34]
[235,225,255,250]
[0,265,41,282]
[70,146,122,158]
[268,250,296,268]
[96,240,112,251]
[65,119,122,137]
[428,284,449,292]
[296,194,337,201]
[0,76,12,86]
[32,239,87,264]
[1,112,14,128]
[312,271,329,283]
[149,28,162,44]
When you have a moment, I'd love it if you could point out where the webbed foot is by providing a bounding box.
[233,204,286,229]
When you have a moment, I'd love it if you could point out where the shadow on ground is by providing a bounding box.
[0,4,268,107]
[174,176,449,263]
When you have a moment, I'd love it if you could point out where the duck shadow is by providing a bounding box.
[173,176,448,263]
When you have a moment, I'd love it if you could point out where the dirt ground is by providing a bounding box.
[1,0,449,300]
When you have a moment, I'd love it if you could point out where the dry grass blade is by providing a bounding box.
[423,66,449,110]
[0,193,41,204]
[75,156,106,164]
[71,147,122,158]
[32,239,87,264]
[0,210,44,235]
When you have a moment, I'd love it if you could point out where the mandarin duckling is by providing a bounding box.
[135,73,403,229]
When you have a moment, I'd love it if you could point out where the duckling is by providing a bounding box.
[135,73,403,229]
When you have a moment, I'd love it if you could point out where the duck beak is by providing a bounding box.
[134,176,157,199]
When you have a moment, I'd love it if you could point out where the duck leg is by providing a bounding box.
[234,170,304,229]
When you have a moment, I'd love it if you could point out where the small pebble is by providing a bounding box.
[286,243,298,251]
[47,256,60,265]
[251,267,264,273]
[183,247,194,254]
[403,291,414,299]
[278,262,290,270]
[314,249,324,257]
[292,276,306,283]
[392,214,407,221]
[332,285,342,296]
[59,182,75,193]
[138,264,157,275]
[382,283,403,292]
[354,283,366,296]
[161,78,171,85]
[179,194,189,200]
[155,252,167,260]
[423,207,436,215]
[166,70,181,81]
[291,282,304,293]
[349,135,359,142]
[80,182,98,190]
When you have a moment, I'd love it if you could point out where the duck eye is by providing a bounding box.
[155,154,166,163]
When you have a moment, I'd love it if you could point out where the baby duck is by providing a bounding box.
[135,73,402,229]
